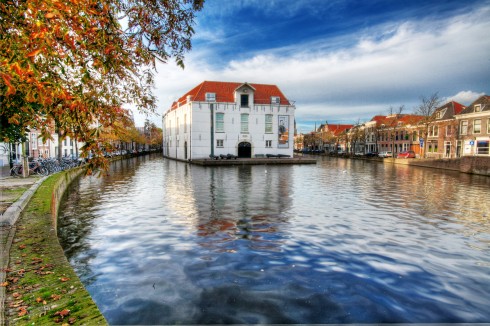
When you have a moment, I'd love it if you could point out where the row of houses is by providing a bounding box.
[0,120,158,168]
[298,95,490,158]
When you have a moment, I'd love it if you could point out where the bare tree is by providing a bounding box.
[387,105,405,155]
[414,92,441,158]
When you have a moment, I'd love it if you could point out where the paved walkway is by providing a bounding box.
[1,168,46,326]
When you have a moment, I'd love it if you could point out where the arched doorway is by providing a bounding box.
[184,141,188,160]
[238,142,252,158]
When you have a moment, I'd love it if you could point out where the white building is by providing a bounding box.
[162,81,296,160]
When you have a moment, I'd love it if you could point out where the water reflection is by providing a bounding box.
[58,155,490,324]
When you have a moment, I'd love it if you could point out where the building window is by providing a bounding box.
[265,114,273,133]
[216,113,224,132]
[460,120,468,135]
[206,92,216,102]
[184,114,187,133]
[436,111,441,119]
[487,118,490,133]
[266,140,272,148]
[475,104,481,112]
[240,94,249,108]
[217,139,224,147]
[476,141,489,155]
[241,114,249,133]
[271,96,280,104]
[446,125,452,136]
[433,126,438,137]
[474,119,481,134]
[176,117,179,134]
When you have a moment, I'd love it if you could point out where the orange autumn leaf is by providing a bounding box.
[27,49,42,57]
[60,277,70,282]
[36,297,42,303]
[45,12,56,19]
[18,307,28,317]
[0,282,8,287]
[54,309,70,318]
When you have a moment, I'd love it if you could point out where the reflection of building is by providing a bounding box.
[162,81,296,160]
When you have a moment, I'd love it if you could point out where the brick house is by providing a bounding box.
[425,101,465,159]
[455,95,490,157]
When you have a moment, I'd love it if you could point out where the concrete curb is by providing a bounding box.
[0,176,48,227]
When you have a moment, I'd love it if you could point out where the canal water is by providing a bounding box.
[57,155,490,324]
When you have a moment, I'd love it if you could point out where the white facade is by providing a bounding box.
[162,82,295,160]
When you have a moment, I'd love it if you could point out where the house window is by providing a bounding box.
[206,92,216,102]
[271,96,280,104]
[460,120,468,135]
[217,139,224,147]
[433,126,438,137]
[240,94,249,107]
[475,104,481,112]
[184,114,187,133]
[241,114,249,133]
[474,119,481,134]
[446,125,452,136]
[487,118,490,133]
[216,113,224,132]
[476,141,489,155]
[266,140,272,148]
[436,111,442,119]
[176,117,179,134]
[265,114,273,133]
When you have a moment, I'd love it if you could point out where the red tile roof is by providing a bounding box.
[170,81,290,110]
[327,124,353,136]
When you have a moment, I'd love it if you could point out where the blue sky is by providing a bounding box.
[134,0,490,133]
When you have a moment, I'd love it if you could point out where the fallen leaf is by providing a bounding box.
[54,309,70,318]
[60,277,70,282]
[51,294,62,301]
[36,297,42,303]
[13,292,22,299]
[0,282,8,287]
[18,307,28,317]
[68,317,77,324]
[18,244,26,249]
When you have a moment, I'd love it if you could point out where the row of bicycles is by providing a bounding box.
[9,157,85,177]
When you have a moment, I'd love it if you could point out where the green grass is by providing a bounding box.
[4,171,107,325]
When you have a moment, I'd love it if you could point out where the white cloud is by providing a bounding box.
[445,91,485,105]
[141,4,490,128]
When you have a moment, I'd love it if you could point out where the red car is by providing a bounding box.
[397,150,416,158]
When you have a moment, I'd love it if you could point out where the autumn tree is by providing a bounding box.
[414,92,441,158]
[0,0,204,170]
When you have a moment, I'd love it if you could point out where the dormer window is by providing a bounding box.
[240,94,249,108]
[475,104,481,112]
[436,111,441,119]
[271,96,280,104]
[205,92,216,102]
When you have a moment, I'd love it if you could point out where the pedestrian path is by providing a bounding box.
[1,173,46,326]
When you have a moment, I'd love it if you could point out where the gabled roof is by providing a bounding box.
[170,81,290,110]
[459,95,490,115]
[326,124,353,136]
[434,101,465,120]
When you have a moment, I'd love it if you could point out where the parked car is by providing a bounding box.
[354,151,364,156]
[365,152,378,157]
[378,151,393,158]
[397,150,416,158]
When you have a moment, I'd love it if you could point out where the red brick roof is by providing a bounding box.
[327,124,353,136]
[170,81,290,110]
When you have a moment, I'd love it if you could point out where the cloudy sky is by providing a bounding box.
[134,0,490,133]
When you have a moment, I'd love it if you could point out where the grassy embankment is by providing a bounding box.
[4,171,107,325]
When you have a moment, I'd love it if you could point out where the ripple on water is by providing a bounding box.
[58,155,490,324]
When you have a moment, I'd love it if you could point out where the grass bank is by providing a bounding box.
[4,171,107,325]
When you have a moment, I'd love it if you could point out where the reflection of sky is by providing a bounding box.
[58,155,490,324]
